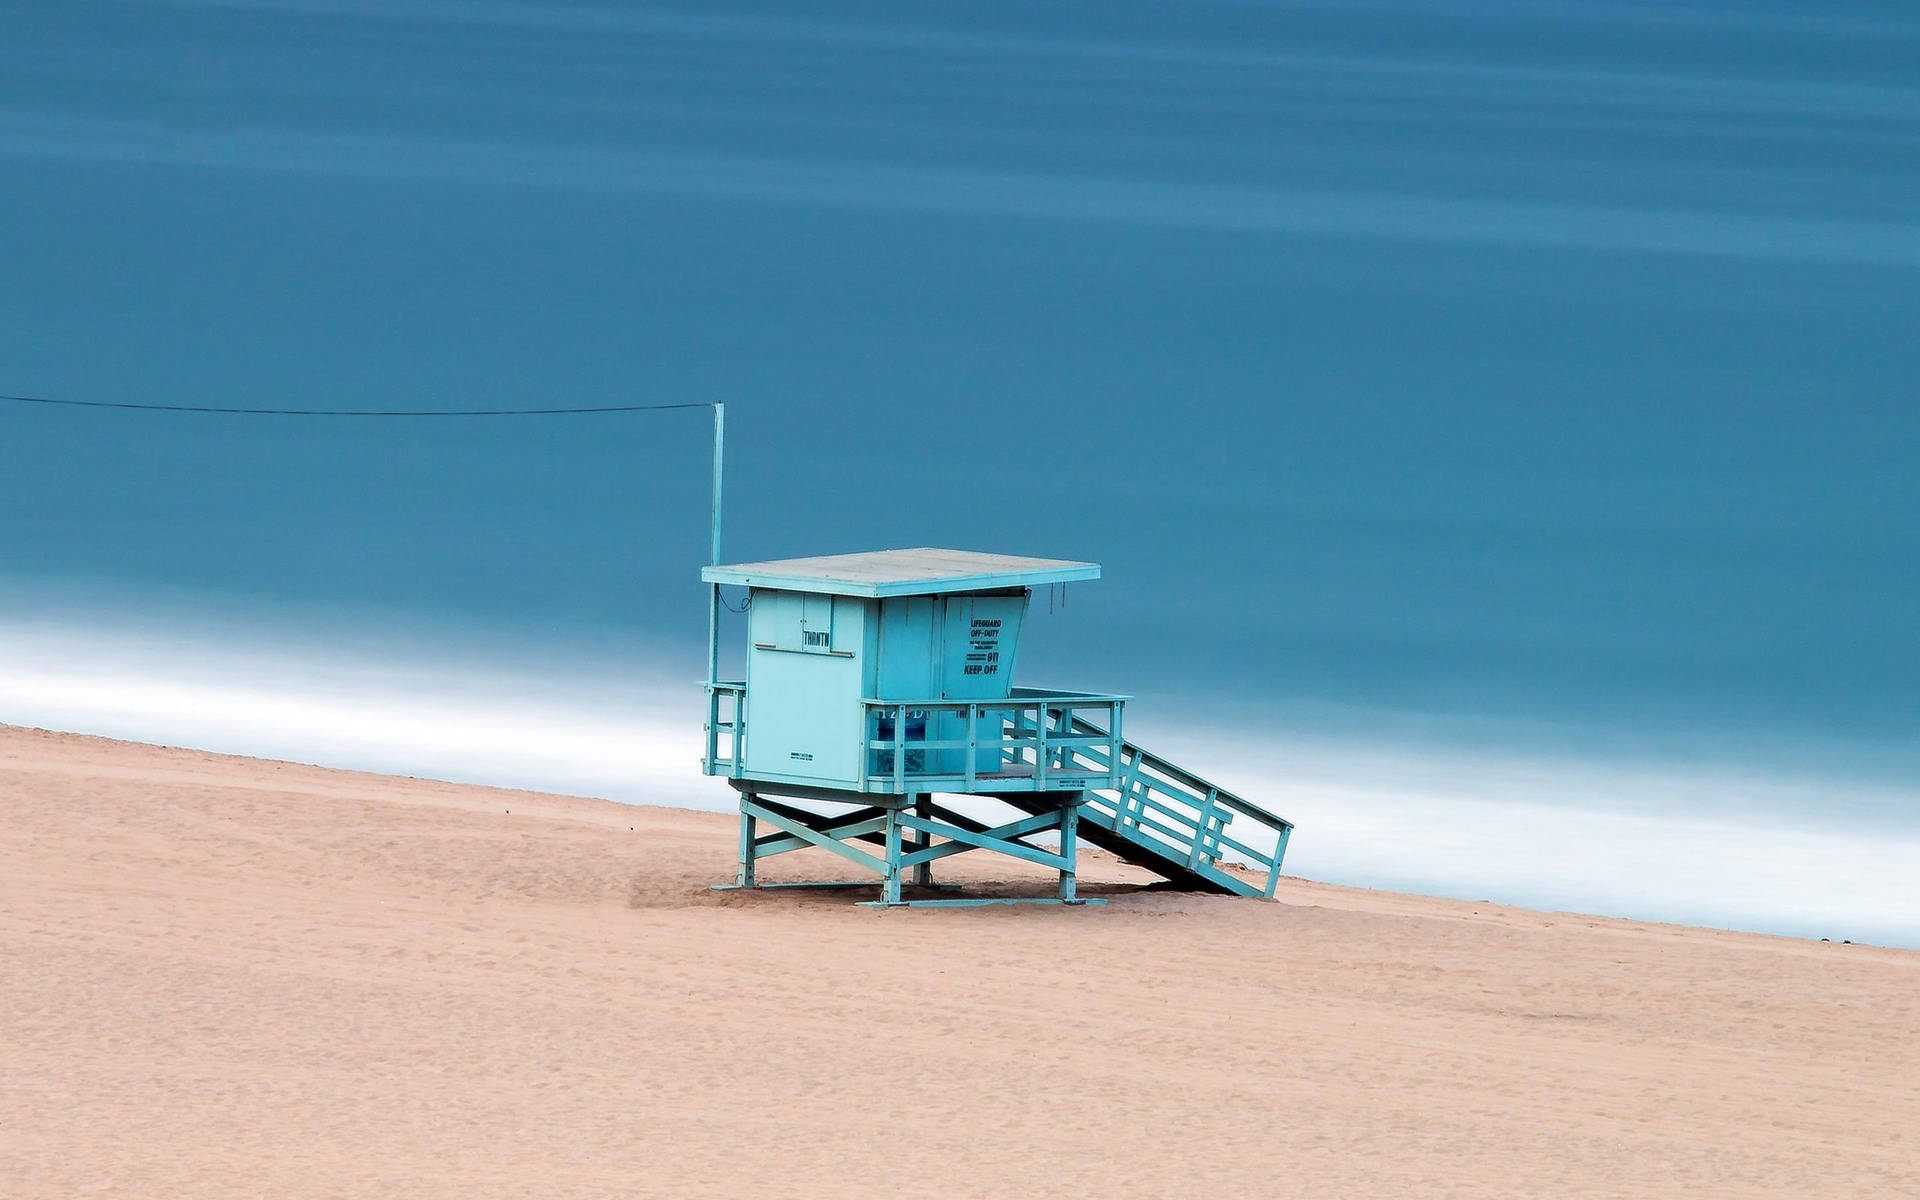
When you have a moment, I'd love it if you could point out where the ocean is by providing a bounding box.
[3,0,1915,943]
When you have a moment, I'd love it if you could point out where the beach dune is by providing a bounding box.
[2,724,1915,1197]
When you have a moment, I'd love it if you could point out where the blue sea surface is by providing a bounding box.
[2,1,1915,940]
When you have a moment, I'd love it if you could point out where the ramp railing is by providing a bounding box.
[1067,715,1293,898]
[857,697,1289,895]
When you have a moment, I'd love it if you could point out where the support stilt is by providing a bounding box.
[1058,794,1080,904]
[881,803,904,906]
[910,793,933,887]
[736,792,758,888]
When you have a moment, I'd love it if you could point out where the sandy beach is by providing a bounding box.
[2,723,1914,1197]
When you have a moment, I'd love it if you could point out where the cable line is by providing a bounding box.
[0,393,714,417]
[5,387,734,621]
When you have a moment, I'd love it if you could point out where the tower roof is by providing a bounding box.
[700,548,1100,598]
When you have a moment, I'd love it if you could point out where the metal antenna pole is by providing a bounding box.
[709,401,725,566]
[706,402,725,688]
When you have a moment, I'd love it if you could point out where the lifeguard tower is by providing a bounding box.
[700,548,1292,906]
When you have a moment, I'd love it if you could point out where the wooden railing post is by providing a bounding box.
[893,704,908,793]
[965,705,978,791]
[730,688,743,777]
[1265,826,1291,898]
[1035,706,1050,791]
[704,687,717,773]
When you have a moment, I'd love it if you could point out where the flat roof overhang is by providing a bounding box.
[700,547,1101,598]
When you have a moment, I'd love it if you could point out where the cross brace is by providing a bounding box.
[723,790,1092,907]
[739,799,888,876]
[754,814,890,859]
[897,811,1071,872]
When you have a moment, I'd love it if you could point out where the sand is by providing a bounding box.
[1,724,1915,1198]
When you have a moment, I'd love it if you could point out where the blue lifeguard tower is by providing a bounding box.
[700,547,1292,906]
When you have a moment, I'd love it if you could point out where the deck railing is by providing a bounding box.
[703,681,746,777]
[861,688,1127,794]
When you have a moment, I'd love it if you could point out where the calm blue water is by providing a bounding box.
[3,2,1916,940]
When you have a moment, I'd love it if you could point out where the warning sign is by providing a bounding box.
[963,617,1002,676]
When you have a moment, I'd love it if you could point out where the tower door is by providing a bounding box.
[938,593,1026,700]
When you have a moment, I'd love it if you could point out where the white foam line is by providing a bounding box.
[1173,727,1920,944]
[3,615,1914,944]
[0,619,716,812]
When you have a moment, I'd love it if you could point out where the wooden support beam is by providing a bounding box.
[882,805,904,905]
[752,815,890,859]
[740,800,889,876]
[1059,796,1080,903]
[736,795,757,888]
[748,796,892,828]
[895,806,1077,869]
[910,794,933,887]
[897,813,1071,873]
[859,896,1109,908]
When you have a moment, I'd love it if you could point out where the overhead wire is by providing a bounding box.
[5,389,737,581]
[0,392,714,417]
